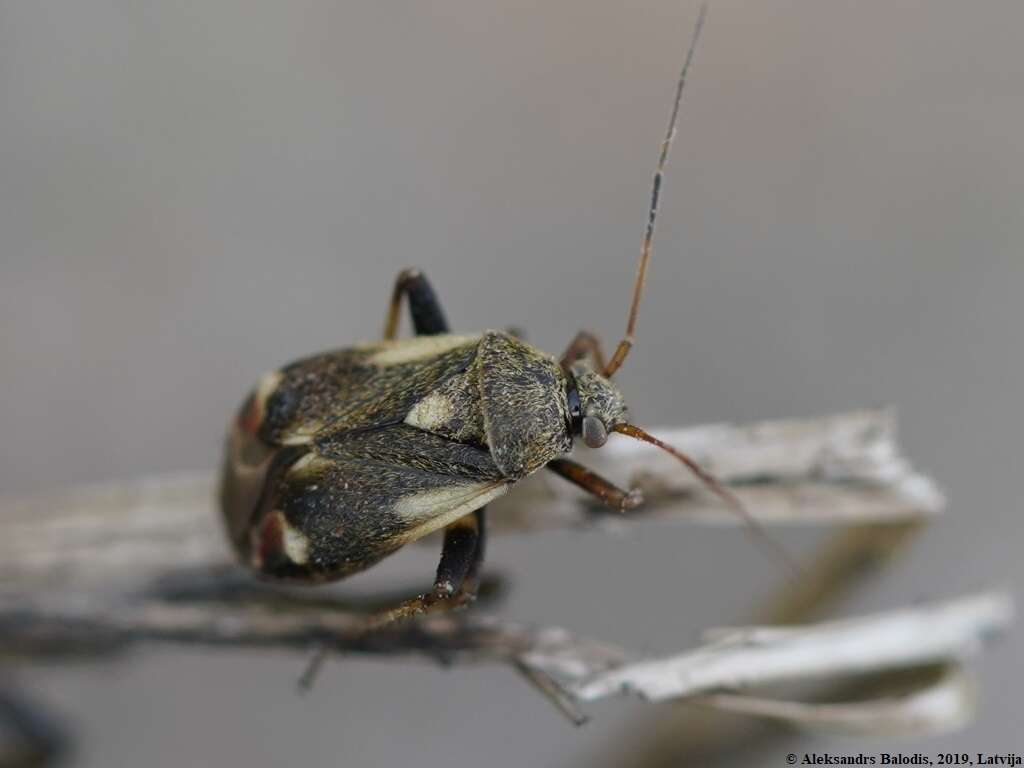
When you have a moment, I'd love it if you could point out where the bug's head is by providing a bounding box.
[566,361,628,448]
[566,358,801,579]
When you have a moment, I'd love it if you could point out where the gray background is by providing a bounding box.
[2,1,1021,766]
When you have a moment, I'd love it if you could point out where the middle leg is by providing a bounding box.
[560,330,609,372]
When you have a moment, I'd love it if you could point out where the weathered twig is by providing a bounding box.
[2,410,1006,736]
[0,409,942,588]
[582,414,952,766]
[697,664,975,737]
[1,574,1009,730]
[568,592,1011,702]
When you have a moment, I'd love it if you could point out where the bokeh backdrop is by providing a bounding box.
[2,1,1021,766]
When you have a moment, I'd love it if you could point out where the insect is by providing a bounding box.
[220,7,753,629]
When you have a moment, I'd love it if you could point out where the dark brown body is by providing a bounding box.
[221,330,574,582]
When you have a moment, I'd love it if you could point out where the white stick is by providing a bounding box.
[568,592,1013,702]
[0,409,997,737]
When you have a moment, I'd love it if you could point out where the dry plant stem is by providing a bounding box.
[0,409,943,590]
[2,409,991,736]
[595,520,934,768]
[0,582,1009,726]
[696,664,974,737]
[584,414,942,766]
[596,520,934,763]
[568,592,1012,702]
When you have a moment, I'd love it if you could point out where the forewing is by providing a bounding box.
[245,424,509,581]
[254,334,482,446]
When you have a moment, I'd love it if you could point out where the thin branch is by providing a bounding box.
[0,579,1009,732]
[568,592,1012,702]
[696,664,974,737]
[1,409,999,738]
[581,412,946,766]
[0,409,943,589]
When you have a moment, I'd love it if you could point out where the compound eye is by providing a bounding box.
[582,415,608,448]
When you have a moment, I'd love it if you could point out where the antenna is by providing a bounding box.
[604,4,707,377]
[612,423,804,579]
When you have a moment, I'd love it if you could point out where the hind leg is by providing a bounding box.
[382,268,450,339]
[378,271,489,621]
[362,508,486,629]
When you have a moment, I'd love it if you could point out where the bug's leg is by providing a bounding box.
[382,268,450,339]
[559,330,608,371]
[452,506,487,601]
[434,506,487,607]
[546,458,643,511]
[363,509,486,629]
[299,508,487,688]
[0,687,70,766]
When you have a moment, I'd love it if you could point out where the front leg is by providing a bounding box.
[547,458,643,511]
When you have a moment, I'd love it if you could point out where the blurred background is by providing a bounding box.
[2,1,1021,765]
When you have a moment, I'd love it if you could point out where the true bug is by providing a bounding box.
[221,7,754,628]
